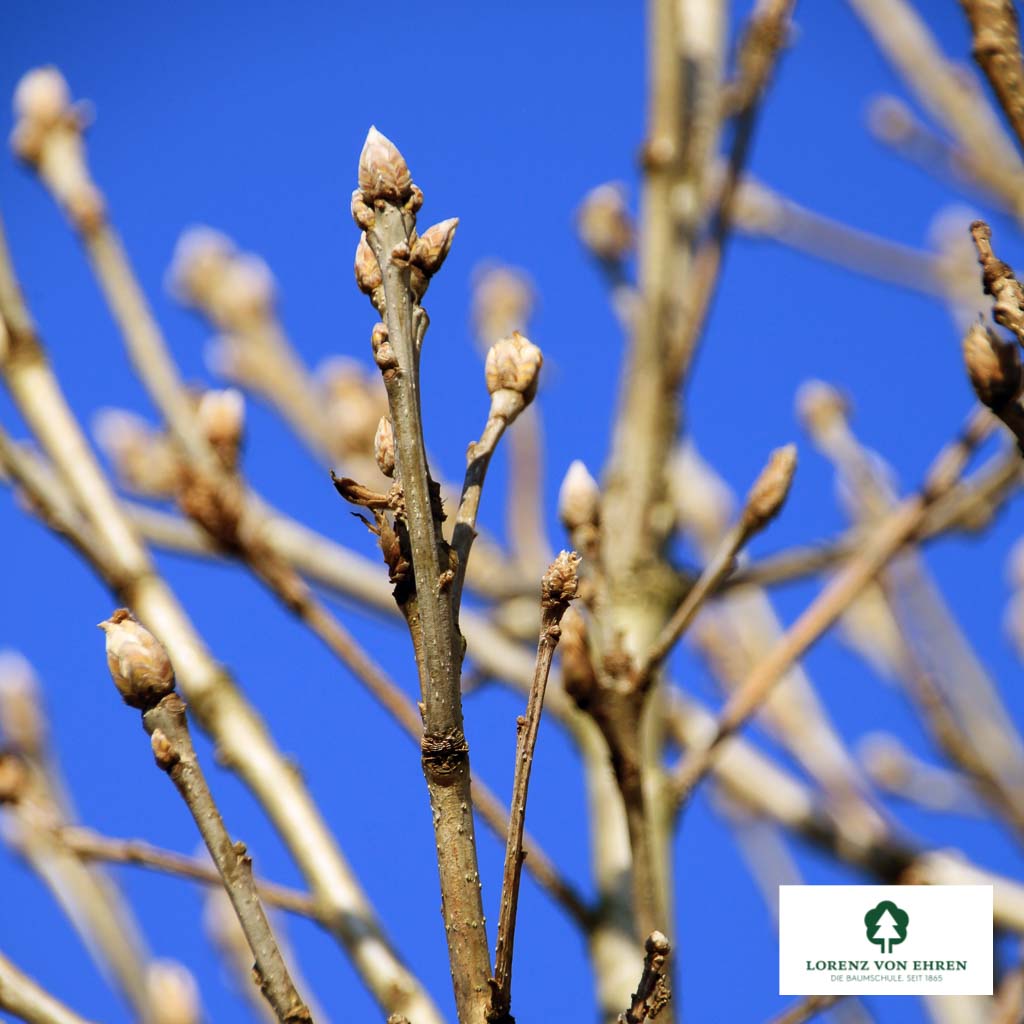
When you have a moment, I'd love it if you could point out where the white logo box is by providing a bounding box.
[779,885,992,995]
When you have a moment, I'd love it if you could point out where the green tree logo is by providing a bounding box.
[864,900,909,954]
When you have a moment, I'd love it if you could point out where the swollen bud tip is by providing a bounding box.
[358,126,413,203]
[485,331,543,424]
[742,444,797,532]
[558,460,600,531]
[98,609,176,710]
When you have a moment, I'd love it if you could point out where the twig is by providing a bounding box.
[490,553,579,1022]
[637,445,796,681]
[0,950,97,1024]
[845,0,1024,216]
[960,0,1024,156]
[54,826,320,919]
[731,171,945,295]
[671,0,795,379]
[470,265,553,576]
[970,221,1024,345]
[671,407,993,809]
[617,931,672,1024]
[97,612,312,1024]
[0,656,170,1021]
[0,205,441,1024]
[354,128,492,1022]
[452,332,542,614]
[724,447,1023,590]
[766,994,842,1024]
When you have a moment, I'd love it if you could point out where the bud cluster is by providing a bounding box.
[11,67,104,232]
[169,227,275,331]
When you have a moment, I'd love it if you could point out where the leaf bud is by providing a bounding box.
[98,609,176,710]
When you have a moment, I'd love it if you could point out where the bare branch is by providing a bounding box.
[960,0,1024,156]
[97,611,312,1024]
[55,826,320,919]
[672,407,994,808]
[0,949,97,1024]
[617,931,672,1024]
[354,127,492,1022]
[490,553,579,1021]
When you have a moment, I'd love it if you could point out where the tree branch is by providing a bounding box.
[490,553,579,1022]
[97,614,312,1024]
[0,950,97,1024]
[354,127,492,1022]
[672,407,993,808]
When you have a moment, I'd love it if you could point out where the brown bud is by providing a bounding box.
[866,95,914,144]
[0,752,28,804]
[217,255,275,326]
[559,607,597,709]
[13,67,70,127]
[485,332,543,423]
[374,415,396,478]
[859,733,911,789]
[541,550,581,611]
[357,126,413,203]
[93,409,183,498]
[795,380,849,440]
[197,388,245,466]
[168,227,234,309]
[98,609,176,710]
[472,265,533,344]
[962,322,1022,408]
[577,183,633,262]
[558,460,600,531]
[145,961,200,1024]
[742,444,797,532]
[411,218,458,276]
[150,728,177,769]
[354,232,383,297]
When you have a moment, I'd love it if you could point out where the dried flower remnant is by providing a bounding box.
[963,322,1022,408]
[98,609,176,711]
[971,220,1024,345]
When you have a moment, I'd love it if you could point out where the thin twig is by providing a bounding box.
[490,553,579,1021]
[960,0,1024,156]
[0,207,441,1024]
[0,950,97,1024]
[672,0,795,380]
[139,690,312,1024]
[55,826,320,919]
[672,407,993,809]
[354,128,492,1022]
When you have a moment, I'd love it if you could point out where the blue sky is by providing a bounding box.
[1,2,1022,1022]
